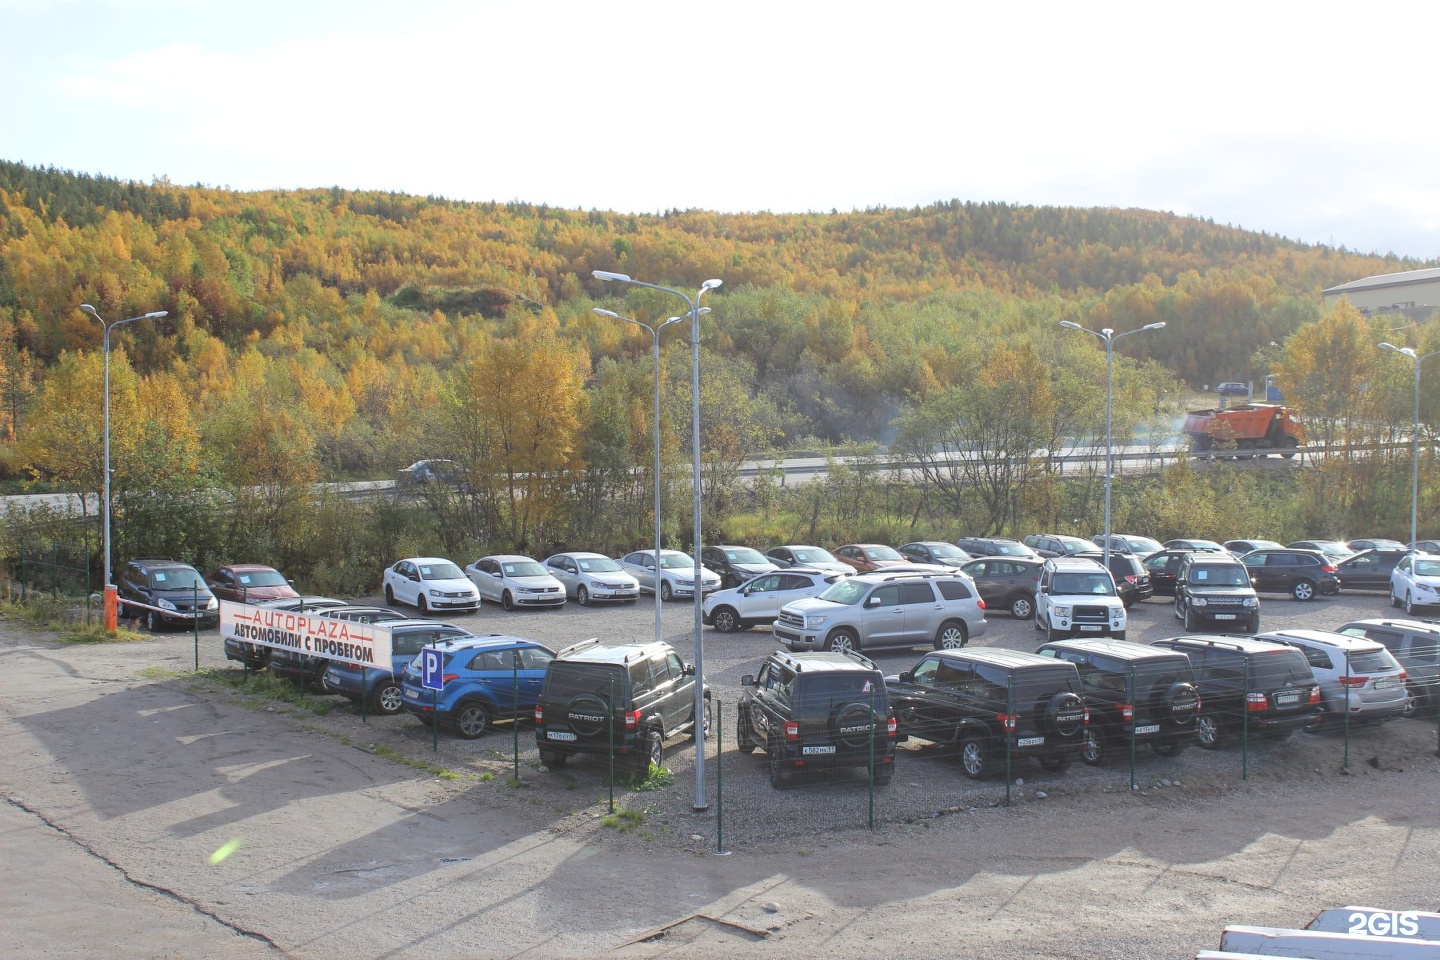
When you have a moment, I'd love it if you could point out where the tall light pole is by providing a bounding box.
[593,270,721,812]
[1378,342,1438,559]
[80,303,169,631]
[592,306,709,654]
[1059,321,1166,566]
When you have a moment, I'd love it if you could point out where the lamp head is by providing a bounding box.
[701,278,723,291]
[144,311,169,320]
[593,270,631,282]
[1142,322,1166,332]
[1058,321,1082,331]
[80,303,101,319]
[593,308,623,319]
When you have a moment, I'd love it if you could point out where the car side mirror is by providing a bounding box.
[684,662,696,676]
[492,571,502,578]
[741,674,755,687]
[898,670,913,682]
[866,596,882,606]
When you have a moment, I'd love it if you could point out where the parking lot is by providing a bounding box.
[3,586,1438,959]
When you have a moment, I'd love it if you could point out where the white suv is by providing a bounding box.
[1033,557,1127,642]
[773,570,988,654]
[703,567,847,633]
[1256,628,1407,726]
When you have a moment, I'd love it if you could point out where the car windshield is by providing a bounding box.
[418,562,465,580]
[236,570,287,587]
[660,553,696,569]
[502,561,547,577]
[149,567,203,589]
[577,557,621,573]
[865,546,904,561]
[1124,537,1163,554]
[817,580,868,605]
[923,544,966,559]
[1413,560,1440,577]
[726,548,767,564]
[1189,565,1250,586]
[991,543,1030,556]
[792,548,837,564]
[1052,573,1115,595]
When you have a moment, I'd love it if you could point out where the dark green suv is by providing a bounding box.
[534,639,709,777]
[737,649,896,789]
[1149,636,1321,747]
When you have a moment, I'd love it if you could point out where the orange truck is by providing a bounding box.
[1184,403,1303,458]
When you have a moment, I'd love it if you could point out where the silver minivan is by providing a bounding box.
[1255,628,1407,726]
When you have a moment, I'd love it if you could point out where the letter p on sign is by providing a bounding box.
[422,648,444,690]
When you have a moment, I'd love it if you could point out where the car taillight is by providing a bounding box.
[1119,703,1133,721]
[1083,708,1090,725]
[534,704,543,723]
[1195,696,1203,713]
[886,716,897,737]
[1247,692,1268,711]
[624,709,641,731]
[1338,676,1368,687]
[1124,575,1139,585]
[1321,564,1337,573]
[1309,687,1322,704]
[442,673,458,684]
[997,713,1016,731]
[977,599,986,610]
[1397,671,1408,680]
[784,721,799,740]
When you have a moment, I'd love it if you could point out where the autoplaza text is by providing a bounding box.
[231,621,376,663]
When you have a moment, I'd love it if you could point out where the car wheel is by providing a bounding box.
[1195,714,1222,749]
[372,681,404,716]
[958,735,989,780]
[1174,598,1184,621]
[641,728,663,774]
[1291,579,1315,601]
[711,606,741,633]
[768,736,790,789]
[384,584,395,605]
[501,590,514,611]
[1046,620,1063,642]
[736,706,756,754]
[1247,615,1260,633]
[1152,739,1185,758]
[1010,594,1035,619]
[660,580,673,602]
[576,585,590,606]
[1405,592,1417,616]
[690,695,712,740]
[455,702,492,739]
[872,765,894,787]
[1080,727,1104,766]
[1037,753,1071,773]
[825,628,859,655]
[1183,603,1198,632]
[1390,589,1402,609]
[1401,684,1419,719]
[1112,630,1126,642]
[538,748,567,769]
[417,594,429,613]
[146,610,159,632]
[934,619,968,650]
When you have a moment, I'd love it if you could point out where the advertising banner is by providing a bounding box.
[218,600,393,668]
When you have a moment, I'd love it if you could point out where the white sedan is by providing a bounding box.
[619,549,722,601]
[465,555,566,610]
[542,552,641,605]
[1390,553,1440,615]
[382,557,480,614]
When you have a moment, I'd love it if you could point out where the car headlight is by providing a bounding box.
[805,614,829,628]
[1191,596,1208,607]
[1053,604,1071,619]
[206,597,219,610]
[158,597,177,611]
[676,579,693,587]
[1243,597,1259,608]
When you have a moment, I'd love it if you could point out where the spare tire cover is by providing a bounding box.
[1047,691,1086,738]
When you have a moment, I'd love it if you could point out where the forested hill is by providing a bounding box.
[0,159,1426,466]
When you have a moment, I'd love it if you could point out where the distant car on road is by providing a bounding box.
[1217,382,1249,397]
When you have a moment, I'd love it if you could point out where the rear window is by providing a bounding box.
[975,664,1081,710]
[1249,650,1314,687]
[545,663,627,699]
[936,579,973,601]
[1131,659,1193,695]
[1346,649,1401,674]
[795,673,885,709]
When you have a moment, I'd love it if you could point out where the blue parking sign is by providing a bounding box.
[421,647,443,690]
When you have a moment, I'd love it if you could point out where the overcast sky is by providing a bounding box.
[3,0,1436,261]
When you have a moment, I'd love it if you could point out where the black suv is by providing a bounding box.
[737,650,896,789]
[1174,553,1261,632]
[534,639,709,777]
[1105,552,1154,607]
[1149,636,1322,748]
[1035,638,1201,764]
[1336,618,1440,718]
[1238,548,1340,600]
[956,537,1040,560]
[118,558,220,631]
[886,649,1088,779]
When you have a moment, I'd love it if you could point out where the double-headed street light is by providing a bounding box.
[593,270,721,812]
[1059,320,1166,566]
[1378,342,1438,559]
[592,306,710,657]
[80,303,169,631]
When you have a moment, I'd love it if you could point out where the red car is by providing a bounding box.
[833,543,910,574]
[206,564,299,604]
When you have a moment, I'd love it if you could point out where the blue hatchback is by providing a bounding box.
[321,620,472,715]
[401,635,556,738]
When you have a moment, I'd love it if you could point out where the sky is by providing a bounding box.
[3,0,1437,261]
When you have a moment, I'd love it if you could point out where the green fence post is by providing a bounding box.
[512,654,520,782]
[1342,652,1351,770]
[607,674,615,813]
[1242,657,1250,781]
[431,641,440,753]
[867,687,876,830]
[192,584,200,671]
[715,700,724,855]
[1129,664,1138,792]
[1005,675,1014,807]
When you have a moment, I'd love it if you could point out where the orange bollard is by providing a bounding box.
[103,584,119,632]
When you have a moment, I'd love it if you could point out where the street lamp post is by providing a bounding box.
[592,306,709,655]
[593,270,721,812]
[80,303,169,631]
[1059,321,1166,566]
[1378,343,1438,559]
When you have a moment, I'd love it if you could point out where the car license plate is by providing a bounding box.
[1079,625,1102,632]
[547,731,578,741]
[1275,693,1299,705]
[1214,613,1236,620]
[1375,678,1399,689]
[1134,723,1160,735]
[803,745,836,755]
[1016,736,1044,747]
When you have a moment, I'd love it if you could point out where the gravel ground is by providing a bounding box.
[3,586,1437,959]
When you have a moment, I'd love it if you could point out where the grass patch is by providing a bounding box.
[625,763,675,791]
[601,808,645,831]
[478,771,496,782]
[138,665,183,680]
[61,623,150,644]
[205,669,342,715]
